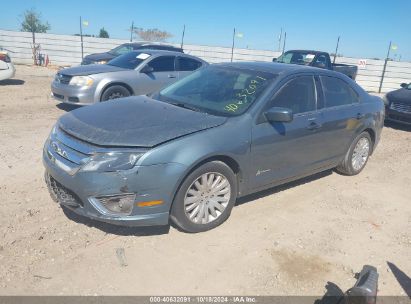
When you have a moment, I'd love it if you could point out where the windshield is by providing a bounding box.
[154,66,275,116]
[108,44,133,56]
[107,51,150,69]
[277,51,316,65]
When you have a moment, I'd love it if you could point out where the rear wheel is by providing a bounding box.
[101,85,130,101]
[336,132,372,176]
[171,161,237,233]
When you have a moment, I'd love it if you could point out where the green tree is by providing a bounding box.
[99,27,109,38]
[20,8,50,64]
[21,8,50,45]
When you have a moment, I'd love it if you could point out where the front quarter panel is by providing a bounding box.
[139,115,253,196]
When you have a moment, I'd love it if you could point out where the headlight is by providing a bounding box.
[80,152,143,172]
[382,94,390,106]
[95,60,107,64]
[69,76,94,87]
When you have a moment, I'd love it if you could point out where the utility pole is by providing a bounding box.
[333,36,340,64]
[231,28,236,62]
[278,28,282,52]
[181,24,186,49]
[379,41,392,93]
[80,16,84,60]
[282,32,287,55]
[130,21,134,42]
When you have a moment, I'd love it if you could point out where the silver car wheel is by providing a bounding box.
[184,172,231,224]
[108,92,123,100]
[351,137,370,171]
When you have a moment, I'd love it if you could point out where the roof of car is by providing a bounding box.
[215,61,331,75]
[124,42,182,49]
[126,49,207,62]
[284,50,328,55]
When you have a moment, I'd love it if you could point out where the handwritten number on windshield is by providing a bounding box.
[224,76,267,112]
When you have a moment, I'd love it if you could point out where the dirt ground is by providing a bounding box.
[0,65,410,296]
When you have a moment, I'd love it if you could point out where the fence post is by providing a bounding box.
[378,41,391,93]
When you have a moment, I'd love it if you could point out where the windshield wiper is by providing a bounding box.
[169,102,205,113]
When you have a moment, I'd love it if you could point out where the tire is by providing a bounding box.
[170,161,237,233]
[336,132,372,176]
[101,85,130,101]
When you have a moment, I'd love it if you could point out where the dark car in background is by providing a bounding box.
[44,62,384,232]
[81,42,184,65]
[383,83,411,125]
[274,50,358,80]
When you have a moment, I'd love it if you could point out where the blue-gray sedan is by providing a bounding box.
[43,62,384,233]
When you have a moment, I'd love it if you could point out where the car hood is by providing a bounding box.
[83,52,116,62]
[59,64,128,76]
[387,88,411,104]
[58,96,227,148]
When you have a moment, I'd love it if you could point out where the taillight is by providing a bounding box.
[0,54,11,63]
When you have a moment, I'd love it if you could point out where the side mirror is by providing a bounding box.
[264,107,293,123]
[400,83,407,88]
[272,58,277,62]
[140,65,154,74]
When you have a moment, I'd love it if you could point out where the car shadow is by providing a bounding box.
[0,79,25,85]
[385,121,411,132]
[61,206,170,236]
[387,261,411,297]
[56,103,81,112]
[61,169,333,235]
[314,281,345,304]
[236,170,333,206]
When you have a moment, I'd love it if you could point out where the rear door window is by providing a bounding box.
[176,57,203,71]
[147,56,176,72]
[320,76,359,107]
[271,75,317,114]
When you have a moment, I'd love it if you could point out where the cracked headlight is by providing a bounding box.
[80,152,143,172]
[69,76,94,87]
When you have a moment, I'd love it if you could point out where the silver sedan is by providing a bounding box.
[51,50,207,105]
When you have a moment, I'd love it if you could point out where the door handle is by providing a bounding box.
[356,113,365,119]
[168,74,176,79]
[306,121,322,130]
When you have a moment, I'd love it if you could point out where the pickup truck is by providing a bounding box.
[273,50,358,80]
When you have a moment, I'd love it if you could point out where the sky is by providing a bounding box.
[2,0,410,61]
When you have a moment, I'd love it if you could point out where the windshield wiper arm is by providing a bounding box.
[169,102,204,113]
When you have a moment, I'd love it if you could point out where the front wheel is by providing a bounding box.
[171,161,237,233]
[336,132,372,176]
[101,85,131,101]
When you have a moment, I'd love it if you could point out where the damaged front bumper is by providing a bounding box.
[42,129,187,227]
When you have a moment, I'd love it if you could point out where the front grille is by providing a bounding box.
[391,101,411,114]
[388,114,411,124]
[45,173,83,207]
[53,92,64,100]
[56,73,72,84]
[68,97,79,103]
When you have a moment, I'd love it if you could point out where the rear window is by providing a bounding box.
[107,52,150,69]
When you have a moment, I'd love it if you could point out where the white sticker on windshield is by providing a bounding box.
[305,54,315,59]
[136,53,150,60]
